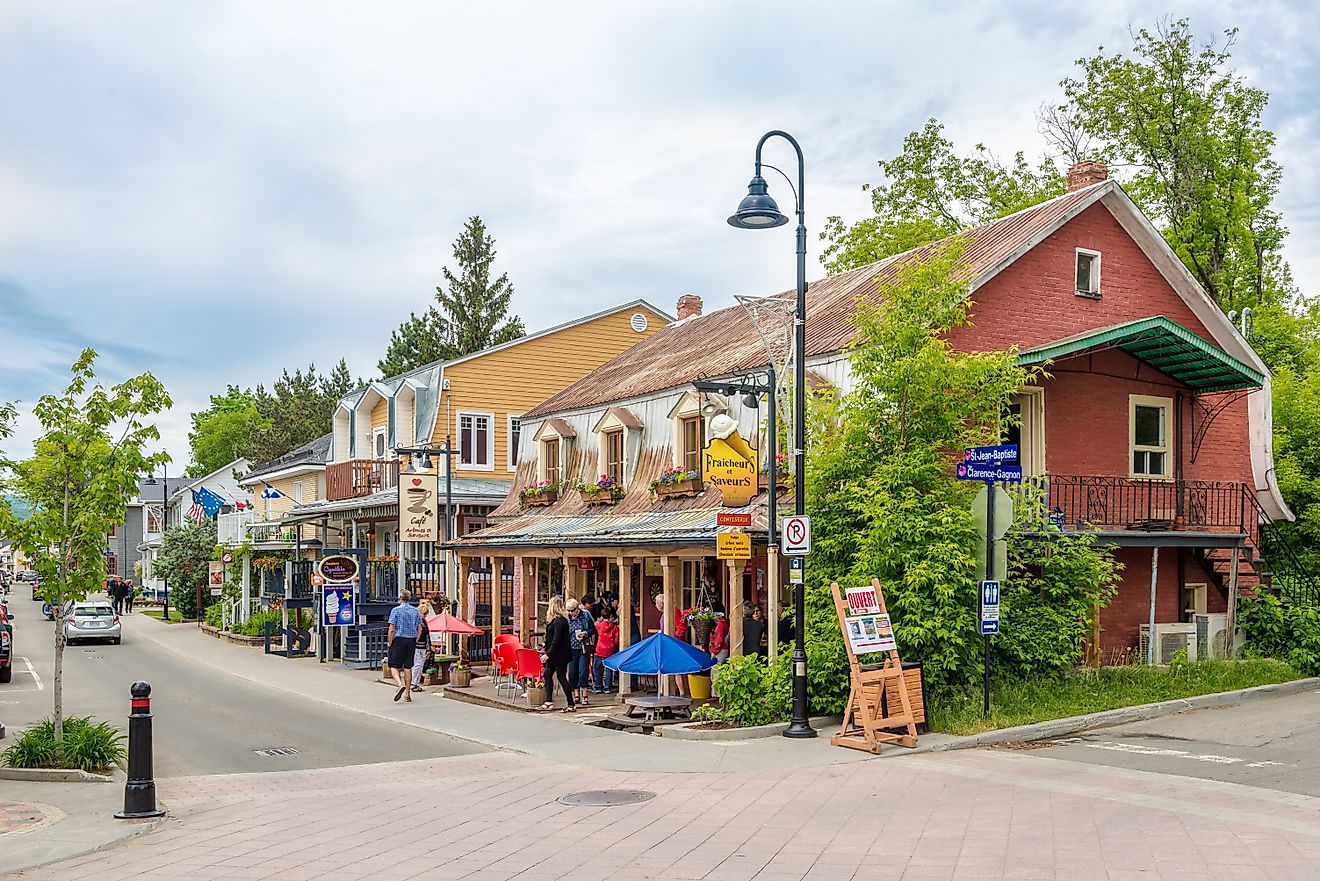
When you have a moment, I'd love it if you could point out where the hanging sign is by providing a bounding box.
[702,416,758,507]
[317,554,359,584]
[399,474,439,542]
[207,561,225,596]
[717,532,751,560]
[717,512,753,527]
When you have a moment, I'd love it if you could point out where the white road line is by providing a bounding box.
[23,656,43,690]
[1050,737,1292,768]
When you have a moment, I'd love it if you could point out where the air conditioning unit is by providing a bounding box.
[1194,612,1230,660]
[1139,622,1199,664]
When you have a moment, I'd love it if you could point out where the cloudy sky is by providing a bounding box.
[1,1,1316,468]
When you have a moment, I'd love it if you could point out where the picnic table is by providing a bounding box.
[605,695,693,731]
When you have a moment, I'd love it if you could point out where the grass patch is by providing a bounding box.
[141,608,187,623]
[928,659,1303,736]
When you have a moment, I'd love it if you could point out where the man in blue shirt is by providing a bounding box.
[388,590,424,702]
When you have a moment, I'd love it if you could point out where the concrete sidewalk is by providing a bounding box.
[123,614,877,772]
[0,771,166,876]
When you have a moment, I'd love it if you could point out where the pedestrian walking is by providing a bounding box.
[411,595,440,692]
[540,596,574,712]
[125,580,136,613]
[592,609,619,693]
[387,590,423,703]
[108,577,123,614]
[566,597,595,706]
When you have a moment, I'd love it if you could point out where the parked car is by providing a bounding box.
[64,602,121,645]
[16,570,37,583]
[0,608,12,682]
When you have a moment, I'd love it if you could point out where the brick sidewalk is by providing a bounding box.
[20,747,1320,881]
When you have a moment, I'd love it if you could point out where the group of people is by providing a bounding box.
[385,589,449,703]
[106,576,136,614]
[540,593,620,712]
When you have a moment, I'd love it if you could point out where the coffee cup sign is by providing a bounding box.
[400,473,440,542]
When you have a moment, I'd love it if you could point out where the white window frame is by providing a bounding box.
[667,390,705,473]
[372,427,388,461]
[1129,394,1173,480]
[456,411,495,471]
[293,481,303,504]
[541,436,562,485]
[508,415,522,472]
[1075,248,1102,298]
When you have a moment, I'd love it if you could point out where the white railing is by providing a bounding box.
[217,510,254,546]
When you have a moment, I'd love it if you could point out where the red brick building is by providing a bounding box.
[453,163,1291,664]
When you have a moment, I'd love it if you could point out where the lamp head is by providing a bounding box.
[700,400,724,419]
[742,391,760,409]
[144,475,158,486]
[727,175,789,229]
[420,453,434,471]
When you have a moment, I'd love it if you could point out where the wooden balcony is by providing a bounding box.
[326,458,399,501]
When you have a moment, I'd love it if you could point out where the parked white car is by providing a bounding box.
[64,602,121,645]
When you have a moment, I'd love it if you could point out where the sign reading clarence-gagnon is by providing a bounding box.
[702,414,758,507]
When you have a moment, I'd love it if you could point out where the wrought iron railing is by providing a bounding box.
[352,623,391,668]
[365,560,399,603]
[1041,475,1253,538]
[1247,492,1320,607]
[289,561,314,601]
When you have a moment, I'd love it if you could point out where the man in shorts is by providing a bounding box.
[388,590,423,702]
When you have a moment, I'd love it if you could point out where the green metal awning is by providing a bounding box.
[1017,316,1264,393]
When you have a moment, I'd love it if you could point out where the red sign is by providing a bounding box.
[845,585,881,616]
[717,512,753,527]
[577,557,596,570]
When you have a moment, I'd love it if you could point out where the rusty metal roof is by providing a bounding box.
[448,504,772,552]
[526,182,1109,419]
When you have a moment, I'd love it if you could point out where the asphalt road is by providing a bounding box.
[0,587,485,776]
[1033,686,1320,797]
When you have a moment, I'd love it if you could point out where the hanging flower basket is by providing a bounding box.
[691,617,714,647]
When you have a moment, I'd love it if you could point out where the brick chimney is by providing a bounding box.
[676,293,703,321]
[1067,159,1108,191]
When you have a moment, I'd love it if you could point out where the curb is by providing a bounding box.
[0,767,115,783]
[905,675,1320,754]
[658,715,842,741]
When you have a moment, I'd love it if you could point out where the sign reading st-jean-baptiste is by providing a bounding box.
[702,415,758,507]
[399,473,440,541]
[717,532,752,560]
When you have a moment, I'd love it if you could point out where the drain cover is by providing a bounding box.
[558,789,655,807]
[253,747,299,757]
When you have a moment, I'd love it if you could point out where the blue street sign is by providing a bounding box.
[957,462,1023,483]
[979,579,1000,635]
[964,444,1018,466]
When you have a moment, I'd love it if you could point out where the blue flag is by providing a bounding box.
[260,481,283,500]
[193,486,226,517]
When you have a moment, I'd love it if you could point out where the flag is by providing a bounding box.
[187,492,205,525]
[261,481,283,500]
[194,486,226,517]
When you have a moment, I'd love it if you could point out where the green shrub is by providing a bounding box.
[693,655,777,727]
[1238,592,1320,675]
[231,610,284,637]
[2,716,126,773]
[204,602,223,629]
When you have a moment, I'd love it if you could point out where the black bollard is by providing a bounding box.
[115,681,165,819]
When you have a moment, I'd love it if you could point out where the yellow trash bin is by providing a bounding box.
[688,672,712,700]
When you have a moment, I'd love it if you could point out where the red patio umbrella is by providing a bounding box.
[426,611,482,635]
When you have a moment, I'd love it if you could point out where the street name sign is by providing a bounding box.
[956,462,1023,483]
[781,515,811,556]
[964,444,1018,465]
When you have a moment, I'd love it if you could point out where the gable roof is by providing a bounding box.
[525,183,1109,419]
[242,433,333,483]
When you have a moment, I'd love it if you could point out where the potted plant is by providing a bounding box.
[684,606,720,648]
[449,659,472,688]
[650,466,704,498]
[576,475,625,505]
[525,676,546,708]
[519,480,560,507]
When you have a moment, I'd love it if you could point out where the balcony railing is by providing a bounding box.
[217,510,254,546]
[1038,475,1255,542]
[326,459,399,501]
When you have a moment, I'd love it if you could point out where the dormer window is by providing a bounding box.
[604,430,624,483]
[534,418,577,487]
[681,416,703,473]
[592,408,643,486]
[1076,248,1101,299]
[543,438,561,486]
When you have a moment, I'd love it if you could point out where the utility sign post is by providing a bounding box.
[960,444,1017,719]
[979,580,1000,635]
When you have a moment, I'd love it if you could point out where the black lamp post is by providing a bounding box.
[144,463,170,621]
[728,130,816,738]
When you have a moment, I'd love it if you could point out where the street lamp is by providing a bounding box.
[144,462,170,620]
[728,130,816,738]
[394,438,460,599]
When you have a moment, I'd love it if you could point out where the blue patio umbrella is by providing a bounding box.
[602,632,714,676]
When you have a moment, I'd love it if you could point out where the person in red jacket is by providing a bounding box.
[592,610,620,693]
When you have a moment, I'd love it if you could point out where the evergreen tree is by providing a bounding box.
[376,216,526,377]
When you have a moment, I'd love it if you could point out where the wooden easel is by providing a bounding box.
[830,579,918,753]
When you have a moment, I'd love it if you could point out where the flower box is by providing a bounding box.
[522,490,558,507]
[656,478,704,498]
[757,474,792,490]
[580,489,620,506]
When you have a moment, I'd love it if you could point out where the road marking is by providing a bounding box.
[23,657,42,690]
[1050,738,1292,768]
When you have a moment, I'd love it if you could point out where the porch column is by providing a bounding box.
[617,555,633,651]
[726,559,745,658]
[458,555,473,661]
[1146,547,1159,665]
[491,556,505,639]
[660,555,678,696]
[518,557,535,643]
[240,553,252,624]
[1227,544,1242,657]
[397,536,406,600]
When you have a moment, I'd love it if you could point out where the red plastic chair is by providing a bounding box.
[514,648,544,707]
[492,642,522,699]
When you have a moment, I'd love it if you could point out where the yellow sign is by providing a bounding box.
[717,532,752,560]
[703,435,758,507]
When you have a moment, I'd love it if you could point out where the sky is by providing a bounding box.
[1,1,1316,469]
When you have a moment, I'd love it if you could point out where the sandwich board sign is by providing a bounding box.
[829,578,918,754]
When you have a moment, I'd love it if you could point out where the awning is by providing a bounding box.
[447,506,770,552]
[1017,316,1264,393]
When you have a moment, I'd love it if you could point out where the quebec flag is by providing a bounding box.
[260,481,283,500]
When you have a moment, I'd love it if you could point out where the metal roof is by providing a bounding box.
[243,433,332,482]
[1017,316,1264,393]
[282,477,513,522]
[448,505,770,551]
